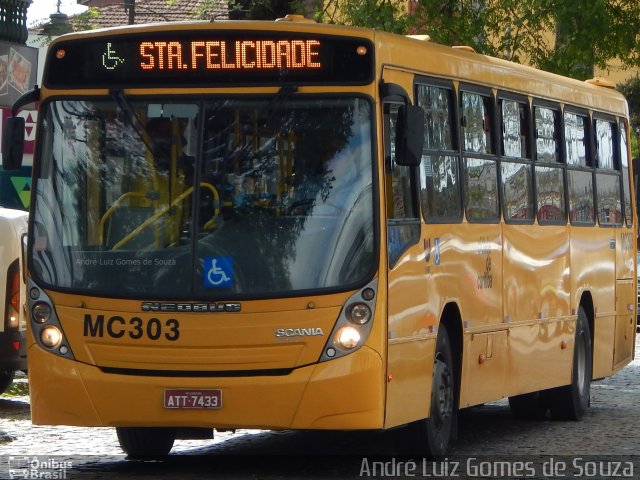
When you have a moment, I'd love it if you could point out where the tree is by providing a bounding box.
[193,0,303,20]
[318,0,640,81]
[320,0,406,33]
[537,0,640,80]
[618,75,640,158]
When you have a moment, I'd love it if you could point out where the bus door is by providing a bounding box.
[382,89,434,428]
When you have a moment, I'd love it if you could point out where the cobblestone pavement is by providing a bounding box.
[0,335,638,479]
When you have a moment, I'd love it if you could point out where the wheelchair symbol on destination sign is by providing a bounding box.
[102,42,125,70]
[204,257,233,287]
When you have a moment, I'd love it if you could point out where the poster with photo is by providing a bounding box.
[0,55,7,96]
[0,42,37,107]
[9,48,32,95]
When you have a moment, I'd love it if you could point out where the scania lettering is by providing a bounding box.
[275,328,325,338]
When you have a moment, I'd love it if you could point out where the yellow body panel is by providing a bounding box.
[26,21,636,435]
[28,332,385,429]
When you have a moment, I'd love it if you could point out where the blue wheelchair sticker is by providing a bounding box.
[203,256,233,288]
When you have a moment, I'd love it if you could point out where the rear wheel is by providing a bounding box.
[116,427,176,457]
[407,325,456,456]
[0,370,15,394]
[549,307,592,420]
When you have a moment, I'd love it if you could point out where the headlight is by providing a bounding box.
[319,279,377,362]
[32,302,52,324]
[40,326,63,348]
[335,326,361,350]
[347,303,372,325]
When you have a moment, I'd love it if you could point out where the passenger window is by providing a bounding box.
[564,112,589,166]
[416,83,461,221]
[535,107,559,162]
[501,99,528,159]
[536,166,566,223]
[595,119,615,170]
[462,91,498,222]
[594,119,621,226]
[620,124,633,226]
[462,92,493,154]
[500,98,533,222]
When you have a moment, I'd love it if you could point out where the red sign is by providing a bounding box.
[163,389,222,409]
[1,107,36,155]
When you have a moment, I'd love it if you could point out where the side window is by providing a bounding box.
[595,119,621,226]
[462,91,498,221]
[536,166,566,223]
[385,102,419,266]
[620,122,633,226]
[595,119,615,169]
[564,112,588,166]
[416,83,461,221]
[565,110,595,225]
[462,92,492,154]
[501,99,528,158]
[500,98,533,222]
[535,107,559,162]
[535,106,565,223]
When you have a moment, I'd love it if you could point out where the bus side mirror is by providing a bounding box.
[394,105,424,167]
[2,116,26,171]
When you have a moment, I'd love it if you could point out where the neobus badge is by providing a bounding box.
[141,302,241,313]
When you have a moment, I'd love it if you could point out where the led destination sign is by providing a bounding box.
[46,31,374,88]
[137,39,322,71]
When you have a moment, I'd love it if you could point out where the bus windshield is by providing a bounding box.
[30,96,375,298]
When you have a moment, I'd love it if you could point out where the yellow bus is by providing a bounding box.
[2,16,636,457]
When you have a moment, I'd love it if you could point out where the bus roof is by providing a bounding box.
[48,20,628,116]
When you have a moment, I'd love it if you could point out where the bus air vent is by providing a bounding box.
[452,45,476,53]
[585,77,616,89]
[275,14,316,23]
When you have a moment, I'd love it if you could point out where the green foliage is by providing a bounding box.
[318,0,640,81]
[321,0,407,34]
[71,6,102,32]
[534,0,640,80]
[194,0,303,20]
[1,380,28,397]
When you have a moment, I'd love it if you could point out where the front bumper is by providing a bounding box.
[28,342,385,430]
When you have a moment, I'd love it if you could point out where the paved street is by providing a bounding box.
[1,334,638,479]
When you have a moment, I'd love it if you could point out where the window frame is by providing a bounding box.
[498,92,534,225]
[460,84,500,223]
[414,76,463,224]
[593,112,622,227]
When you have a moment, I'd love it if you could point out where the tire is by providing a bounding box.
[0,370,15,395]
[116,427,176,457]
[406,325,456,456]
[508,391,549,420]
[549,307,592,420]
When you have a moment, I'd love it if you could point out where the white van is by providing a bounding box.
[0,205,28,393]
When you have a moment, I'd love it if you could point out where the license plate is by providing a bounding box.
[163,389,222,409]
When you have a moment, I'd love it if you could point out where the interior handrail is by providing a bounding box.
[111,182,219,250]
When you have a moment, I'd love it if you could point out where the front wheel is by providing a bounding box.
[549,307,592,420]
[116,427,176,457]
[406,325,456,456]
